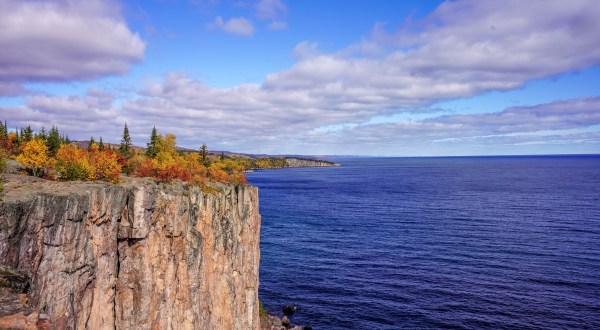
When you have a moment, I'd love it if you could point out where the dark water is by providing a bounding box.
[246,156,600,329]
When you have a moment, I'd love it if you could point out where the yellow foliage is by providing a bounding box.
[88,149,122,183]
[16,139,54,177]
[55,144,91,180]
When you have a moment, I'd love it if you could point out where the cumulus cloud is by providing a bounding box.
[0,0,145,92]
[256,0,288,30]
[265,0,600,109]
[255,0,287,21]
[208,16,255,36]
[3,0,600,155]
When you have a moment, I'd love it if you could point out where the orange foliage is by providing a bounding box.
[55,144,90,180]
[88,148,122,183]
[55,143,121,183]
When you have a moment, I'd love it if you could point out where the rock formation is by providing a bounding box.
[0,174,261,329]
[284,158,337,168]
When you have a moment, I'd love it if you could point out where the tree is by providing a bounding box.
[21,126,33,144]
[98,137,105,151]
[16,139,54,177]
[199,143,210,167]
[146,126,158,158]
[220,151,225,161]
[46,126,61,157]
[88,136,96,151]
[118,123,132,158]
[55,144,90,181]
[37,126,47,141]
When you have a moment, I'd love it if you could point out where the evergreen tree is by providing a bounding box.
[220,151,225,161]
[88,136,96,151]
[98,137,105,151]
[0,121,6,149]
[64,134,71,144]
[37,126,47,141]
[22,126,33,143]
[46,126,61,157]
[199,143,209,166]
[146,126,158,158]
[118,123,132,158]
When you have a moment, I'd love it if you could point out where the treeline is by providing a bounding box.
[223,156,289,170]
[0,122,246,185]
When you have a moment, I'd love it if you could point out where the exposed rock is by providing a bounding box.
[0,173,261,329]
[282,305,296,315]
[281,315,290,326]
[285,157,338,168]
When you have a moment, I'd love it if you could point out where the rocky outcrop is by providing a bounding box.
[0,174,261,329]
[285,157,337,168]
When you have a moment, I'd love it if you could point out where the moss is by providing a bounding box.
[259,300,269,322]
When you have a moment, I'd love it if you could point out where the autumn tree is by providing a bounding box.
[118,123,132,158]
[88,144,121,183]
[88,137,96,151]
[16,139,54,177]
[55,144,90,181]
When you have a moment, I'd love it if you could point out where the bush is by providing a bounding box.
[15,139,54,177]
[0,151,6,173]
[55,144,90,181]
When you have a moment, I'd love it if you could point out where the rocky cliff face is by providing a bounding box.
[285,158,337,168]
[0,174,261,329]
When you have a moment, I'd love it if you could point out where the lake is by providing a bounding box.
[247,156,600,329]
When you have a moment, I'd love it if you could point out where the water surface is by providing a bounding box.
[247,156,600,329]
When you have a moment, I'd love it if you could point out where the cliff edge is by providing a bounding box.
[0,174,261,329]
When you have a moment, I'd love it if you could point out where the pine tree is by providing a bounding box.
[199,143,209,167]
[98,137,105,151]
[22,126,33,143]
[0,121,6,149]
[88,136,96,151]
[220,151,225,161]
[64,134,71,144]
[118,123,132,158]
[38,126,47,141]
[146,126,158,158]
[2,121,7,139]
[46,126,61,157]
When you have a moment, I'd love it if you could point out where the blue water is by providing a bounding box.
[247,156,600,329]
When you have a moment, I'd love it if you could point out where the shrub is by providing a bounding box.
[15,139,54,177]
[88,148,122,183]
[55,144,90,181]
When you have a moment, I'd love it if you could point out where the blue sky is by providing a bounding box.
[1,0,599,156]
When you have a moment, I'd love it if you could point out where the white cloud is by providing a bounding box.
[255,0,287,21]
[268,21,288,30]
[0,0,145,90]
[208,16,255,36]
[3,0,600,155]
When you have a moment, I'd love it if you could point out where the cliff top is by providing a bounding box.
[1,163,237,204]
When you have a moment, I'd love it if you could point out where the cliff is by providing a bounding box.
[285,157,337,168]
[0,173,261,329]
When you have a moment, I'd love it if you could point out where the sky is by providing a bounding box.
[1,0,599,156]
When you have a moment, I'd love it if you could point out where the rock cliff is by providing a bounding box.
[0,174,261,330]
[285,157,337,168]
